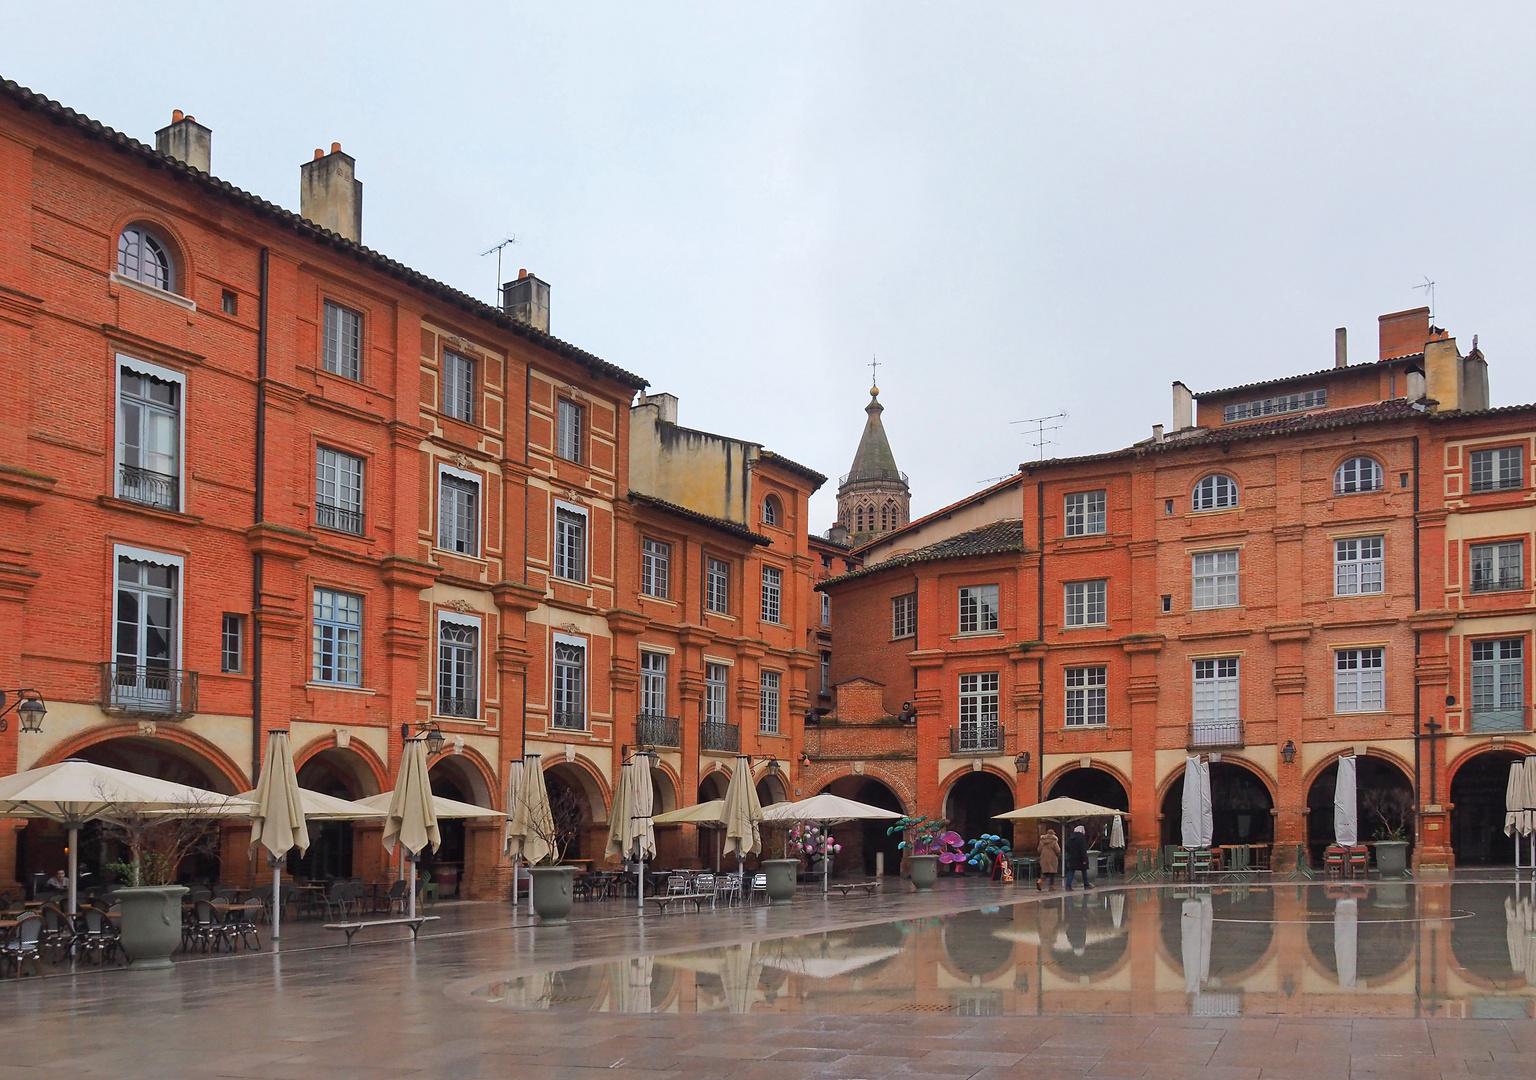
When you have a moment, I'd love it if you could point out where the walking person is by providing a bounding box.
[1037,828,1061,891]
[1064,825,1093,890]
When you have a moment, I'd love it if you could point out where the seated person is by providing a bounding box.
[45,869,68,891]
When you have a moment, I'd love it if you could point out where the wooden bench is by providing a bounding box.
[829,881,881,898]
[323,915,441,944]
[646,893,711,914]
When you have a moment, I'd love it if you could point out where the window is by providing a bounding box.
[221,614,243,674]
[1471,540,1524,593]
[552,638,585,729]
[221,289,238,316]
[1334,648,1385,713]
[1065,490,1106,536]
[1222,387,1326,423]
[1192,551,1239,609]
[1192,474,1239,512]
[762,495,781,527]
[117,226,172,291]
[705,662,729,725]
[114,555,178,708]
[958,673,1000,751]
[315,447,365,535]
[1193,657,1239,726]
[1334,457,1383,495]
[117,362,182,510]
[556,399,583,463]
[438,471,480,556]
[437,616,479,718]
[1334,537,1384,596]
[959,585,999,634]
[820,554,833,569]
[820,651,831,695]
[759,670,781,734]
[640,651,668,716]
[892,593,917,639]
[442,350,475,423]
[1472,638,1525,732]
[553,506,586,582]
[322,301,362,381]
[1065,666,1107,727]
[761,566,782,623]
[641,539,671,599]
[706,557,730,614]
[821,593,831,627]
[1064,580,1107,627]
[313,588,362,686]
[1470,447,1523,493]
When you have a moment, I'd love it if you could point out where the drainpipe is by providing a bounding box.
[521,358,532,759]
[1411,436,1421,826]
[1036,480,1046,803]
[251,248,269,781]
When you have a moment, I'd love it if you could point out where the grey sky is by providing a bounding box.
[8,4,1535,530]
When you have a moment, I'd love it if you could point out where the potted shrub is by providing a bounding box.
[99,804,221,968]
[887,816,965,890]
[1362,788,1414,878]
[526,785,585,924]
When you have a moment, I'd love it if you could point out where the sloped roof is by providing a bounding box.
[1194,354,1420,399]
[1,78,647,390]
[842,387,906,487]
[817,519,1025,589]
[626,492,771,546]
[757,449,827,488]
[852,473,1022,555]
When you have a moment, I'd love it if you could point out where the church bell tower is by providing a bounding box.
[837,375,910,544]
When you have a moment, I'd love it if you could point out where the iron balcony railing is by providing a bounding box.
[636,713,680,747]
[1470,708,1527,734]
[437,695,477,719]
[950,723,1006,755]
[1470,571,1524,593]
[118,464,179,511]
[699,721,740,754]
[551,710,586,731]
[1189,719,1244,749]
[315,501,366,536]
[101,662,198,718]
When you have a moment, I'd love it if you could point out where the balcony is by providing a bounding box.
[315,501,366,536]
[552,711,586,731]
[636,713,680,747]
[101,663,198,719]
[950,723,1008,756]
[118,464,179,511]
[437,695,477,720]
[1470,708,1527,734]
[1189,719,1244,749]
[1470,573,1524,594]
[699,721,740,754]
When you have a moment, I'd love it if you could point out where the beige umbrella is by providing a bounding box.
[383,738,440,919]
[629,753,656,912]
[763,793,901,894]
[605,761,634,864]
[248,732,307,941]
[502,759,527,912]
[506,753,554,868]
[993,796,1126,821]
[722,755,764,865]
[654,799,726,825]
[357,791,502,820]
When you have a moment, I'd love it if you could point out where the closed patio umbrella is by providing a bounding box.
[506,753,554,868]
[629,754,656,912]
[1180,757,1212,849]
[248,731,307,941]
[1334,896,1358,989]
[721,756,763,887]
[1110,814,1125,850]
[1181,895,1212,995]
[1334,754,1359,848]
[605,760,633,867]
[383,738,439,920]
[502,759,526,911]
[1507,758,1526,839]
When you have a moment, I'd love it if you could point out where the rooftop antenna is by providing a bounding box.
[1413,275,1435,318]
[481,235,519,301]
[1011,412,1068,462]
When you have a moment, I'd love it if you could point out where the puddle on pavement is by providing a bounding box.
[466,881,1536,1018]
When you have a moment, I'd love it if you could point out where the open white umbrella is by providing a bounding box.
[248,732,307,941]
[1334,755,1359,848]
[357,791,502,820]
[382,739,439,919]
[653,799,726,825]
[721,756,763,891]
[1334,896,1358,989]
[506,753,554,868]
[763,793,900,894]
[0,759,253,914]
[994,796,1126,821]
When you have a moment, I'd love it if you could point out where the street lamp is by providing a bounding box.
[1280,740,1297,765]
[400,721,447,757]
[1014,751,1031,774]
[0,689,46,734]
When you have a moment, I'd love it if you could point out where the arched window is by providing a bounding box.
[117,225,174,291]
[762,494,781,527]
[1192,474,1239,512]
[1334,457,1383,495]
[855,505,865,532]
[879,504,889,530]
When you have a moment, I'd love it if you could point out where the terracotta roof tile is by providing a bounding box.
[817,519,1024,589]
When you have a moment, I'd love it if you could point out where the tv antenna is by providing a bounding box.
[1413,275,1435,317]
[481,235,519,300]
[1011,412,1068,461]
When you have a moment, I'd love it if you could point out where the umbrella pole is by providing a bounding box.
[638,844,645,915]
[67,825,79,916]
[272,859,282,941]
[823,825,829,896]
[408,855,417,920]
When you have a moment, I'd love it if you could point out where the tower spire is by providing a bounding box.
[837,372,910,544]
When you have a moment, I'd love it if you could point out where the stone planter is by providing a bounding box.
[1373,840,1410,878]
[763,859,799,905]
[116,884,189,969]
[909,854,939,890]
[530,866,575,924]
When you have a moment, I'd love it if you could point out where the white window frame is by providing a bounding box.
[892,593,917,639]
[442,349,475,423]
[761,565,782,624]
[437,463,482,557]
[1064,490,1107,537]
[321,300,363,381]
[1334,536,1384,596]
[111,544,185,672]
[759,669,781,734]
[820,651,831,695]
[312,586,364,687]
[1471,540,1524,593]
[553,500,588,583]
[1192,657,1240,727]
[552,632,587,730]
[640,651,668,717]
[1470,446,1523,493]
[704,661,730,726]
[1064,580,1107,627]
[1192,550,1240,609]
[115,355,187,513]
[316,446,366,534]
[117,225,174,292]
[641,538,670,599]
[958,672,1000,749]
[706,557,730,614]
[959,584,999,634]
[1334,647,1385,714]
[1065,665,1107,727]
[1192,474,1239,512]
[436,609,481,719]
[1334,457,1383,495]
[1472,638,1525,724]
[556,398,583,463]
[221,613,243,674]
[763,495,780,527]
[821,592,831,627]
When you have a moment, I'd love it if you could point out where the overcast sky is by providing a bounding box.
[8,4,1535,529]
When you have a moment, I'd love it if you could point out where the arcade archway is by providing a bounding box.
[427,757,493,898]
[289,746,384,880]
[1306,756,1415,865]
[755,771,788,807]
[698,769,729,803]
[545,761,606,862]
[1159,762,1274,847]
[1451,749,1523,866]
[822,775,905,876]
[1048,767,1129,811]
[944,770,1015,849]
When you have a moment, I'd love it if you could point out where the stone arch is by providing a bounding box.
[1448,743,1529,866]
[940,766,1016,848]
[753,766,788,806]
[1154,753,1279,809]
[1044,760,1132,808]
[39,723,246,793]
[819,773,906,877]
[540,753,611,823]
[816,764,912,814]
[698,764,731,802]
[429,750,496,808]
[293,737,387,799]
[649,759,680,814]
[1157,757,1276,848]
[1302,748,1416,863]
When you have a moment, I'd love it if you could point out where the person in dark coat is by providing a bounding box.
[1037,829,1061,891]
[1063,825,1092,890]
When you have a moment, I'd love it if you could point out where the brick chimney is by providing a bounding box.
[502,269,550,333]
[299,143,362,243]
[1378,307,1430,360]
[155,110,211,173]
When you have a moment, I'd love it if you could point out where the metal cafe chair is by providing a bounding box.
[2,913,45,978]
[749,873,769,904]
[666,874,689,896]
